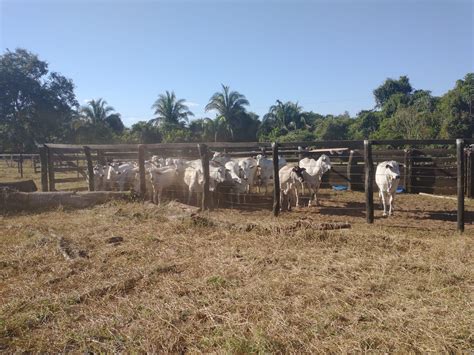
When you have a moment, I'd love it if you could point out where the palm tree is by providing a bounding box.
[263,100,308,132]
[151,91,194,127]
[80,98,115,125]
[205,84,249,139]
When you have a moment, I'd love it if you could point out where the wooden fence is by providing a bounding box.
[0,153,40,177]
[38,139,473,233]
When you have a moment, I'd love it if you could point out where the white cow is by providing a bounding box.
[279,165,306,211]
[87,164,108,191]
[223,160,250,204]
[255,154,287,193]
[107,162,137,191]
[148,166,179,204]
[236,157,257,193]
[211,152,232,165]
[299,155,332,206]
[151,156,165,167]
[375,160,401,217]
[183,161,227,205]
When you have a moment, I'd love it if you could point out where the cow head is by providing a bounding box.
[317,154,332,174]
[255,154,265,167]
[292,166,306,183]
[385,161,401,180]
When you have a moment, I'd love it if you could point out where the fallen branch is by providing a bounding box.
[419,192,457,201]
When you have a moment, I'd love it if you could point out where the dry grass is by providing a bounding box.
[0,159,87,190]
[0,192,473,353]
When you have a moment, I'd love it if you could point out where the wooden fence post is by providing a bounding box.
[47,147,55,191]
[39,147,48,191]
[347,149,355,191]
[19,153,23,178]
[468,147,474,198]
[403,148,412,193]
[272,142,280,217]
[138,144,147,198]
[364,140,374,223]
[456,139,464,233]
[198,143,210,211]
[84,146,94,191]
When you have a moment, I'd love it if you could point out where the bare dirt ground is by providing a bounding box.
[0,191,473,353]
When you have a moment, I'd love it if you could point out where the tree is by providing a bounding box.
[438,73,473,138]
[74,98,124,143]
[314,115,352,140]
[151,91,193,127]
[0,48,78,151]
[373,76,413,108]
[105,113,125,134]
[205,84,249,140]
[349,110,382,139]
[79,98,115,125]
[124,121,162,143]
[189,118,217,142]
[263,100,308,132]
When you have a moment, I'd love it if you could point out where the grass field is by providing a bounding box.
[1,191,473,352]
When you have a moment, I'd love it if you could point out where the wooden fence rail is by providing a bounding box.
[33,139,473,233]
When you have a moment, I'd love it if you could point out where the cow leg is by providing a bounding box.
[380,191,387,216]
[308,188,315,207]
[152,186,157,204]
[187,189,192,205]
[295,185,300,207]
[388,193,394,216]
[280,192,286,211]
[158,187,163,205]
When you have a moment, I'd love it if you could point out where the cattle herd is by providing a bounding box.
[88,152,401,215]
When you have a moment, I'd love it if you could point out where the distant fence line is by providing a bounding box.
[0,153,40,177]
[30,139,474,233]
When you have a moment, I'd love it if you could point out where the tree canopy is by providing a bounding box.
[1,48,472,150]
[0,48,78,151]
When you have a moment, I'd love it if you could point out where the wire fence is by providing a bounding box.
[2,140,470,232]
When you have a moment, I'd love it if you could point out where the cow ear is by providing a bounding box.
[385,164,391,169]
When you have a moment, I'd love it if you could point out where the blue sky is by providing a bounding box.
[1,0,473,127]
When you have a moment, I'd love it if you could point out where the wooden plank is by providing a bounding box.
[85,144,139,151]
[52,155,87,161]
[419,192,457,200]
[39,147,48,192]
[457,139,464,233]
[198,144,210,211]
[53,167,86,173]
[44,143,84,151]
[372,139,456,146]
[84,146,95,191]
[54,177,85,183]
[468,149,474,198]
[146,142,272,150]
[278,140,364,149]
[272,143,280,216]
[307,148,349,153]
[47,147,55,191]
[364,140,374,223]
